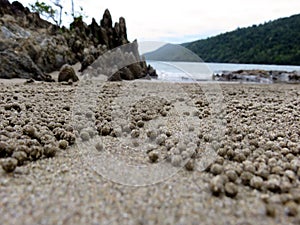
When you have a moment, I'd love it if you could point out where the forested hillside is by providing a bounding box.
[183,14,300,65]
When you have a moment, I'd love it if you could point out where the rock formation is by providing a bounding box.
[82,39,157,81]
[213,69,300,83]
[0,49,54,81]
[58,64,79,82]
[0,0,156,81]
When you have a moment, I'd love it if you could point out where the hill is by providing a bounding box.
[143,44,202,62]
[182,14,300,65]
[183,14,300,65]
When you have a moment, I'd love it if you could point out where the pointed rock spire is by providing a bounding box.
[100,9,112,29]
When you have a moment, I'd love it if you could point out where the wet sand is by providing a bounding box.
[0,80,299,225]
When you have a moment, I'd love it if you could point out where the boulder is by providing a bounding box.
[0,50,54,81]
[58,64,79,82]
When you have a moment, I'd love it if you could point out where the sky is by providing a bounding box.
[17,0,300,44]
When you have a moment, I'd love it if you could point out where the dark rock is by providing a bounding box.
[0,0,11,16]
[147,65,158,77]
[88,18,101,43]
[114,17,128,46]
[70,17,88,39]
[0,50,54,81]
[1,0,152,82]
[11,1,27,15]
[101,9,113,29]
[100,9,114,48]
[58,64,79,82]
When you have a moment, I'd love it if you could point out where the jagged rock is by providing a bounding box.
[101,9,113,29]
[114,17,128,46]
[58,64,79,82]
[147,65,158,78]
[119,17,128,44]
[0,0,155,82]
[70,17,89,39]
[88,18,101,44]
[0,50,54,81]
[26,12,52,29]
[100,9,114,48]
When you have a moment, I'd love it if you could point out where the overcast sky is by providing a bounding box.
[17,0,300,43]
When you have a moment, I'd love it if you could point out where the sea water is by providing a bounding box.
[147,61,300,82]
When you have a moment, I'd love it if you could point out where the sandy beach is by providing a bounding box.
[0,79,299,225]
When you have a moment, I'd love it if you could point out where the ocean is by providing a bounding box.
[147,61,300,82]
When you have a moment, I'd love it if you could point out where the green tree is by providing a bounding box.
[30,1,62,26]
[29,0,86,27]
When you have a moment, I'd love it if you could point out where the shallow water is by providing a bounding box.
[147,61,300,82]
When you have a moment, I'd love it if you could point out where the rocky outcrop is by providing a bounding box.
[83,40,157,81]
[213,69,300,83]
[0,0,156,81]
[0,0,75,80]
[0,50,54,81]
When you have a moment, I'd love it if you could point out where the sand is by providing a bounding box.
[0,79,299,225]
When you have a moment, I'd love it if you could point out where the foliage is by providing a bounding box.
[30,1,60,26]
[29,0,86,27]
[183,14,300,66]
